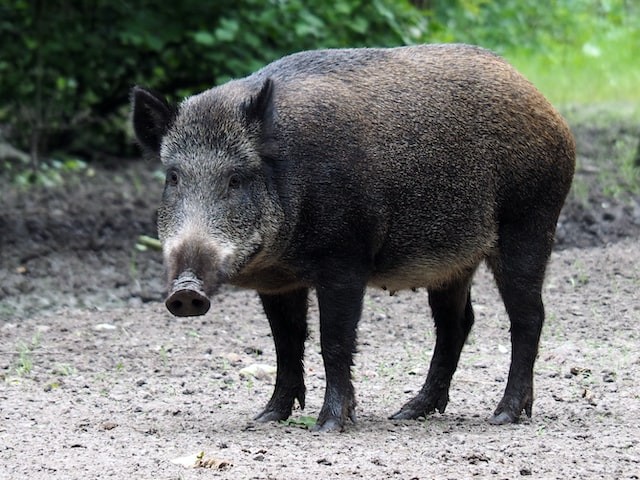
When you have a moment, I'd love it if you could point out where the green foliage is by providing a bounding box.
[6,156,88,188]
[279,415,317,429]
[0,0,638,179]
[429,0,636,55]
[13,333,41,376]
[507,22,640,105]
[0,0,428,170]
[429,0,640,106]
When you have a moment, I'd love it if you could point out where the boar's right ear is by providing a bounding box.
[131,86,176,155]
[242,78,274,123]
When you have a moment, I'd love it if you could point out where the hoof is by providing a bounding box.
[488,410,517,425]
[490,394,532,425]
[389,408,425,421]
[390,392,447,421]
[311,417,344,432]
[254,409,290,423]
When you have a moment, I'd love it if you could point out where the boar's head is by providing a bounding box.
[131,79,283,316]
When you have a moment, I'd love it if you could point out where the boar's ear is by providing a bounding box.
[242,78,274,123]
[131,86,176,155]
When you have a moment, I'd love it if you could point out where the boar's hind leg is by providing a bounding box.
[486,218,554,425]
[255,289,309,423]
[390,274,474,420]
[314,283,365,432]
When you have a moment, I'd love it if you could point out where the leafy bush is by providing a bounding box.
[0,0,428,173]
[429,0,637,55]
[1,0,637,181]
[431,0,640,106]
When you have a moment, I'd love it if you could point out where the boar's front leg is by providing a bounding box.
[313,282,365,432]
[255,289,309,422]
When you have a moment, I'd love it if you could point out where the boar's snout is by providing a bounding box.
[165,271,211,316]
[166,289,210,316]
[163,236,231,317]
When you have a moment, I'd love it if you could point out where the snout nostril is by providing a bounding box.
[170,300,183,311]
[192,299,205,310]
[165,288,211,317]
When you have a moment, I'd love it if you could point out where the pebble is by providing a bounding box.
[93,323,117,331]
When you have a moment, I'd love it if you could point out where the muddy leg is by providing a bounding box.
[314,283,365,432]
[487,220,553,425]
[254,289,309,422]
[391,274,475,420]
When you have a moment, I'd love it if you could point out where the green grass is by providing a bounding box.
[505,29,640,201]
[506,27,640,106]
[53,363,76,376]
[13,334,41,376]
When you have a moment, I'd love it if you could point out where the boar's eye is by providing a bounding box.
[166,168,179,186]
[228,174,241,190]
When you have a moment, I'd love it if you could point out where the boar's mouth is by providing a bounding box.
[165,270,212,317]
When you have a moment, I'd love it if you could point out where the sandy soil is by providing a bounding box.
[1,118,639,479]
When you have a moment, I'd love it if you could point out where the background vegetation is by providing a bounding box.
[0,0,638,182]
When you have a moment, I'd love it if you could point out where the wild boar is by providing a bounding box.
[132,43,575,431]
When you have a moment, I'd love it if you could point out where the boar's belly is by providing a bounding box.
[369,248,489,292]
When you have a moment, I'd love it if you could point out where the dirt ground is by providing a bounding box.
[1,116,639,479]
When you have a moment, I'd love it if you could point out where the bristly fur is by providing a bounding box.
[131,44,576,431]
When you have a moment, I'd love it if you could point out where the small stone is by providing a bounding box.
[222,352,243,364]
[239,364,277,380]
[244,346,263,355]
[100,421,118,430]
[570,366,591,376]
[94,323,117,331]
[582,213,596,225]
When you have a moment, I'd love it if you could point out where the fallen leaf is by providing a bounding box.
[171,451,233,470]
[280,416,317,429]
[196,451,232,470]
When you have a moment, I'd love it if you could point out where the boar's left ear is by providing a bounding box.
[242,78,274,123]
[131,86,176,155]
